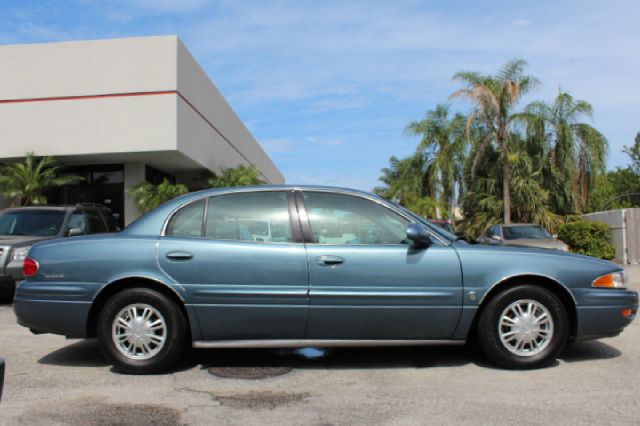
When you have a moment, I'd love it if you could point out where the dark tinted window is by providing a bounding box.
[0,210,65,236]
[99,209,120,232]
[503,225,551,240]
[166,200,206,237]
[85,211,107,234]
[205,192,292,243]
[303,192,409,245]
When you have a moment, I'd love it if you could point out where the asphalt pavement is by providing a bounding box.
[0,267,639,425]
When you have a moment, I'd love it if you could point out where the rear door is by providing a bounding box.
[157,190,309,341]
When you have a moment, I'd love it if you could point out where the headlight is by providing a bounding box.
[592,271,627,289]
[11,246,30,262]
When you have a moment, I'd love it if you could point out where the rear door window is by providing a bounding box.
[205,192,293,243]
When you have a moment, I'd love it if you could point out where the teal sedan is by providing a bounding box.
[13,186,638,374]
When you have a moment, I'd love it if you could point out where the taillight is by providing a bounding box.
[23,257,39,278]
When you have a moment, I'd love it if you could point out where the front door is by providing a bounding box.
[157,191,308,340]
[299,191,463,340]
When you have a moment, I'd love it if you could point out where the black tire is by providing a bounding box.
[477,285,569,369]
[97,287,188,374]
[0,283,15,305]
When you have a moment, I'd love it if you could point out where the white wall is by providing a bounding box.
[176,40,284,184]
[0,36,284,184]
[123,162,146,226]
[0,36,177,100]
[584,210,626,264]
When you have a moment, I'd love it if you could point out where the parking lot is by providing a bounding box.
[0,267,638,425]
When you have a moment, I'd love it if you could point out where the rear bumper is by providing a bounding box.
[575,289,638,341]
[13,281,95,338]
[14,299,90,338]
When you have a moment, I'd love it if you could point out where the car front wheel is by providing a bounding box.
[477,285,569,369]
[97,287,187,374]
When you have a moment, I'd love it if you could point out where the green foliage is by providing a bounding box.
[129,178,189,214]
[0,152,81,206]
[588,168,640,211]
[450,59,539,223]
[405,104,466,213]
[623,132,640,174]
[401,195,448,219]
[208,164,265,188]
[557,221,615,259]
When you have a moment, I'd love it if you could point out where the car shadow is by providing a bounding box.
[559,340,621,362]
[38,339,109,368]
[187,345,489,372]
[37,338,622,373]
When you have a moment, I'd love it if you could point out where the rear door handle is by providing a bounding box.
[316,255,345,266]
[165,251,193,261]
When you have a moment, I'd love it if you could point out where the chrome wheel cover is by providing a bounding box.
[498,299,554,357]
[112,303,167,360]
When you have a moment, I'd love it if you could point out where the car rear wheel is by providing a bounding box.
[477,285,569,369]
[97,287,187,374]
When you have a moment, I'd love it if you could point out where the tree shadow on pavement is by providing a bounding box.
[38,339,109,368]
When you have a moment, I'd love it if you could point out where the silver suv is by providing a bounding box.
[0,203,119,302]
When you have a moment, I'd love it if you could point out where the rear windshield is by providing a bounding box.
[0,210,66,237]
[503,225,552,240]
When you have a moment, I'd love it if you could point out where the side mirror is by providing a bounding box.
[68,228,83,237]
[552,234,558,239]
[491,235,502,241]
[406,223,431,247]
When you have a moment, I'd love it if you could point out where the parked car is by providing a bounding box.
[478,223,570,251]
[0,203,119,302]
[13,186,638,374]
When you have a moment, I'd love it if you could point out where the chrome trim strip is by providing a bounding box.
[192,339,464,349]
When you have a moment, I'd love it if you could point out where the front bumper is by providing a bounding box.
[574,288,638,340]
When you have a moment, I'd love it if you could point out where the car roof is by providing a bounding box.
[2,204,110,213]
[124,185,435,238]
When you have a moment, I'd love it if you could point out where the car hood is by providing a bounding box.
[0,235,54,247]
[501,238,567,250]
[454,239,616,268]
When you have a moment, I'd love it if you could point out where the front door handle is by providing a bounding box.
[316,255,345,266]
[165,251,193,261]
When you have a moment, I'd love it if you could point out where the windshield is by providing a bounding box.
[0,210,66,237]
[502,225,552,240]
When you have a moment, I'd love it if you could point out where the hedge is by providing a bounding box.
[557,221,615,260]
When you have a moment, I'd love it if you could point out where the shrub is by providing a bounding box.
[557,221,615,260]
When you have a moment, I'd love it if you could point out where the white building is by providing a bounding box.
[0,36,283,225]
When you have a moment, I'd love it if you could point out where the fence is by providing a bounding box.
[583,208,640,264]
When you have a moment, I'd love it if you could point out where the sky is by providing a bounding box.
[1,0,638,191]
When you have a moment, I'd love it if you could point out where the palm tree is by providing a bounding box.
[406,104,466,215]
[129,178,189,214]
[0,152,81,206]
[523,91,608,212]
[208,164,266,188]
[374,154,435,203]
[450,59,539,223]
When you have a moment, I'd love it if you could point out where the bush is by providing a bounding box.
[557,221,615,260]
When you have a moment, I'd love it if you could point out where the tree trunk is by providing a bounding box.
[501,133,511,224]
